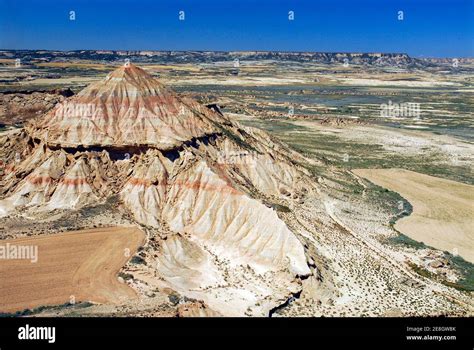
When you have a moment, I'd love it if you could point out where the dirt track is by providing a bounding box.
[354,168,474,263]
[0,226,145,313]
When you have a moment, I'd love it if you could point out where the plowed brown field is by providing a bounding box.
[354,168,473,263]
[0,226,145,313]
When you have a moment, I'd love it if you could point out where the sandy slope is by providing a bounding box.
[0,226,145,313]
[353,168,474,263]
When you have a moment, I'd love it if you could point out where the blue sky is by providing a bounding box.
[0,0,472,57]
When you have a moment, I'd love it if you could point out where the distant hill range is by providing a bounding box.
[0,50,470,68]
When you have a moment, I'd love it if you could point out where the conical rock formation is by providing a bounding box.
[28,64,218,149]
[0,63,313,316]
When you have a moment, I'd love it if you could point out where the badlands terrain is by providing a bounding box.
[0,51,472,317]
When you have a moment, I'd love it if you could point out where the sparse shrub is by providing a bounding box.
[118,272,134,281]
[130,256,146,265]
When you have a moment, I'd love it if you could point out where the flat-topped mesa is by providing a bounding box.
[28,63,219,150]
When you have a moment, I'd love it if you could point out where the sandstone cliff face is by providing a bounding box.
[0,63,312,316]
[46,158,99,210]
[120,151,309,274]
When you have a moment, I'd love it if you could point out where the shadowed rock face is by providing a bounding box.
[0,64,312,316]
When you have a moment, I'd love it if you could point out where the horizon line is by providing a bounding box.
[1,48,472,59]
